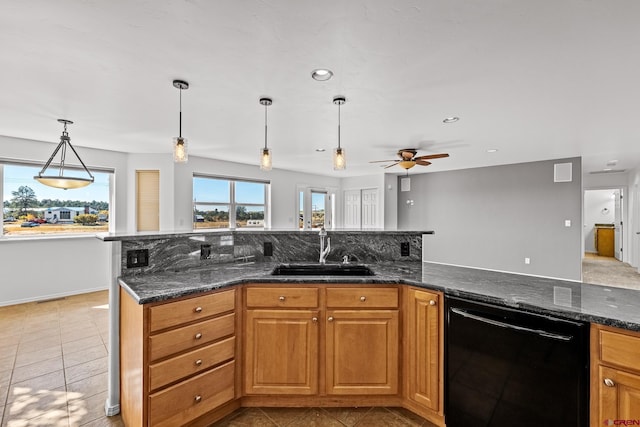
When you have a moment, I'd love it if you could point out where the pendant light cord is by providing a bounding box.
[179,87,182,138]
[337,102,341,150]
[264,102,268,150]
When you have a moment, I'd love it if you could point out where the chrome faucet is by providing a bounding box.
[319,227,331,264]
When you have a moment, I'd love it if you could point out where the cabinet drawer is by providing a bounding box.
[148,360,235,427]
[149,313,235,361]
[246,287,319,308]
[599,329,640,372]
[149,336,235,391]
[149,289,235,332]
[326,287,398,308]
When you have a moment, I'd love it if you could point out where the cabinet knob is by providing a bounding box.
[604,378,615,387]
[195,359,203,366]
[312,317,318,322]
[194,306,203,313]
[194,395,202,403]
[429,300,437,306]
[279,296,286,301]
[194,333,202,340]
[360,296,367,302]
[328,316,334,322]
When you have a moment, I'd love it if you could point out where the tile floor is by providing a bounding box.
[1,291,437,427]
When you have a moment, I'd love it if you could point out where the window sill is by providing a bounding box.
[0,233,103,243]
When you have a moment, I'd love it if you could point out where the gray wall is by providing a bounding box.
[398,158,582,281]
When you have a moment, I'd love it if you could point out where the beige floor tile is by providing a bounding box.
[67,391,110,427]
[0,345,18,361]
[62,336,103,355]
[75,415,124,427]
[18,326,61,345]
[66,372,108,402]
[64,357,108,384]
[4,386,67,425]
[14,346,62,368]
[3,404,69,427]
[0,354,15,372]
[17,336,61,354]
[10,356,63,384]
[6,370,66,405]
[63,345,107,369]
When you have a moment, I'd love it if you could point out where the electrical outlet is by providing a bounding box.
[401,242,410,257]
[126,249,149,268]
[263,242,273,257]
[200,244,211,260]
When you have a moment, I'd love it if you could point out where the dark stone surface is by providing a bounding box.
[119,261,640,332]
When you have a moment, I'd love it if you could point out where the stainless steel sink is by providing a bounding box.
[270,263,375,276]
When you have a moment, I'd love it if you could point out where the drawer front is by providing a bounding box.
[149,336,235,391]
[148,360,235,427]
[600,329,640,372]
[149,289,235,332]
[149,313,235,361]
[246,287,319,308]
[326,287,398,308]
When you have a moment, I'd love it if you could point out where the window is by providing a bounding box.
[193,175,269,229]
[297,185,336,230]
[2,163,112,236]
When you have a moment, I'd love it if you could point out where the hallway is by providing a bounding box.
[582,253,640,290]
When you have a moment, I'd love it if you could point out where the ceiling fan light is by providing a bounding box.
[399,160,416,169]
[333,147,346,170]
[260,147,272,171]
[173,137,188,163]
[35,176,93,189]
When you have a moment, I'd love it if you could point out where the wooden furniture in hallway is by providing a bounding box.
[595,225,615,257]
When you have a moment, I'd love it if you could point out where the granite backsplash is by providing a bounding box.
[120,230,427,276]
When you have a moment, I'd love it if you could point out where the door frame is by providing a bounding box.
[583,186,628,263]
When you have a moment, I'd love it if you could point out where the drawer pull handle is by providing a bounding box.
[195,333,202,340]
[279,296,285,301]
[194,306,203,313]
[604,378,615,387]
[360,296,366,302]
[194,395,202,403]
[312,317,318,322]
[429,300,437,306]
[195,359,203,366]
[328,316,334,322]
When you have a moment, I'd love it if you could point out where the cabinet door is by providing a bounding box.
[245,310,319,395]
[405,288,442,412]
[598,365,640,422]
[326,309,399,395]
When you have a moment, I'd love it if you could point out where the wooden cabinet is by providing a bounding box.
[590,324,640,426]
[596,226,615,257]
[326,287,399,395]
[243,285,399,397]
[120,288,238,427]
[403,287,444,426]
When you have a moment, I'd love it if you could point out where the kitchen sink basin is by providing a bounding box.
[270,263,375,276]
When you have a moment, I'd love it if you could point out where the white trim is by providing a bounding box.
[421,261,583,283]
[0,285,108,307]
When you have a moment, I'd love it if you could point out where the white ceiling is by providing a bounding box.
[2,0,640,177]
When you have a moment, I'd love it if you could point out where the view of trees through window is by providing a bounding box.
[193,176,267,229]
[2,164,110,235]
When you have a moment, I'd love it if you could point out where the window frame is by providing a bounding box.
[1,159,114,238]
[193,174,270,230]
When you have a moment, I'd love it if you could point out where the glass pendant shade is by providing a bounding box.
[34,119,94,190]
[260,147,272,171]
[174,137,188,163]
[333,147,346,170]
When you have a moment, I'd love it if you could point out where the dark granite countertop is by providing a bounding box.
[119,261,640,332]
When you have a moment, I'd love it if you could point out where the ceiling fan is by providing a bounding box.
[370,149,449,170]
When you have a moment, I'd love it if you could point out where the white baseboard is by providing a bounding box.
[0,286,108,307]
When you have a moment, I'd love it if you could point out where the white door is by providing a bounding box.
[361,188,378,228]
[614,189,623,261]
[343,190,361,229]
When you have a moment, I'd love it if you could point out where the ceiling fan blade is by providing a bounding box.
[369,159,399,163]
[383,162,399,169]
[416,160,432,166]
[414,153,449,160]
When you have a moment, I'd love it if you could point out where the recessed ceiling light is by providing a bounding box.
[487,148,498,153]
[443,117,459,123]
[311,69,333,81]
[606,160,618,166]
[315,148,326,152]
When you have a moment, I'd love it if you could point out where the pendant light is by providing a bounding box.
[333,96,346,170]
[173,79,189,163]
[34,119,94,189]
[259,97,273,171]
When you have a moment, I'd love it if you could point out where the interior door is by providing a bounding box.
[343,190,361,229]
[361,188,378,228]
[614,189,623,261]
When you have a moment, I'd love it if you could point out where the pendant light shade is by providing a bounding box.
[259,97,273,171]
[173,79,189,163]
[333,96,346,170]
[34,119,94,189]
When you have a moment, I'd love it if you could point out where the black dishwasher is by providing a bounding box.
[445,297,589,427]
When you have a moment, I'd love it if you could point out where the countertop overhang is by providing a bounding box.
[119,261,640,332]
